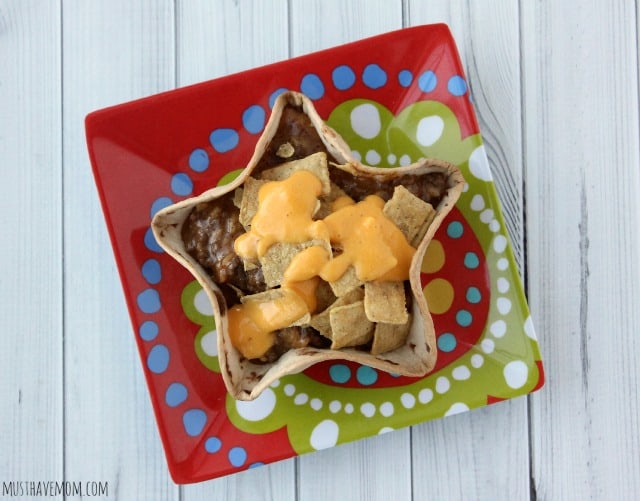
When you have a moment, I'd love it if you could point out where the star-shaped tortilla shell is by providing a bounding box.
[152,91,464,401]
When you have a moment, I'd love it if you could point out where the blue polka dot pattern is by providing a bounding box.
[464,252,480,269]
[188,148,209,172]
[144,227,163,253]
[398,69,413,87]
[249,462,265,469]
[356,365,378,385]
[329,364,351,383]
[150,197,173,219]
[228,446,247,467]
[139,320,158,341]
[210,128,239,153]
[269,88,288,108]
[165,382,188,407]
[183,408,207,437]
[448,75,467,96]
[418,70,437,92]
[332,65,356,90]
[466,286,482,304]
[135,65,479,467]
[171,173,193,196]
[362,64,387,89]
[137,288,161,313]
[447,221,464,238]
[300,74,325,100]
[242,104,266,134]
[437,333,457,352]
[147,344,170,374]
[205,437,222,453]
[456,310,473,327]
[142,259,161,284]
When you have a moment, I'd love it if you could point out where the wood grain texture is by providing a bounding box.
[176,0,288,87]
[0,0,63,482]
[62,1,177,499]
[175,1,296,499]
[522,1,640,498]
[298,432,411,501]
[287,2,412,500]
[411,402,529,500]
[408,0,526,272]
[3,1,639,498]
[288,0,402,56]
[406,2,530,499]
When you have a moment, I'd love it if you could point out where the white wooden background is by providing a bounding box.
[1,1,639,499]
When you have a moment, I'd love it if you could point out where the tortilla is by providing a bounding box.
[364,281,409,324]
[259,240,330,288]
[315,182,349,220]
[239,177,267,229]
[371,317,412,355]
[151,91,465,400]
[260,151,332,195]
[328,266,363,297]
[276,142,295,158]
[309,287,364,338]
[329,300,374,349]
[240,288,311,327]
[383,185,436,246]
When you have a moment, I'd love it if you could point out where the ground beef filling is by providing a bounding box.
[181,193,332,361]
[330,168,447,206]
[180,104,449,362]
[181,194,266,299]
[257,107,330,169]
[180,170,437,363]
[262,327,331,363]
[255,106,449,206]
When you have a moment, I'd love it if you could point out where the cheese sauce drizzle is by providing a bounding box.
[229,170,416,358]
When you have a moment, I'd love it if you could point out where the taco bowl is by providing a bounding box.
[151,91,464,400]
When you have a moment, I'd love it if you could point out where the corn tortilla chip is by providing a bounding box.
[329,300,373,349]
[383,185,436,246]
[328,266,363,297]
[239,177,268,229]
[315,279,337,313]
[233,187,244,209]
[315,182,349,220]
[240,288,311,327]
[260,151,331,195]
[371,316,412,355]
[276,142,295,158]
[259,239,331,288]
[364,281,409,324]
[309,286,364,339]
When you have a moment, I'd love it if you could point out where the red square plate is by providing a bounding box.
[86,24,543,483]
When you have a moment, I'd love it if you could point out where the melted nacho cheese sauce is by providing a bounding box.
[234,170,329,258]
[227,288,309,360]
[179,104,450,363]
[229,169,416,358]
[321,195,415,282]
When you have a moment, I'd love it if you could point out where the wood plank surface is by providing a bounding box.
[175,1,295,498]
[286,2,413,500]
[176,0,289,87]
[405,2,531,499]
[61,1,178,499]
[289,0,402,56]
[1,1,639,499]
[522,1,640,499]
[0,0,63,483]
